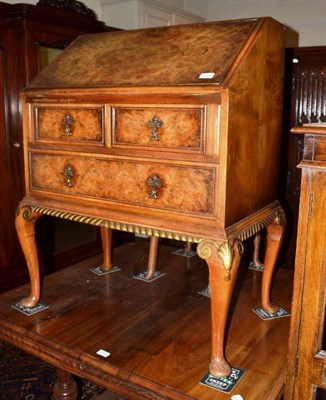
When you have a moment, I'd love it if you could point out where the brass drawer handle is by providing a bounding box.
[63,114,74,136]
[64,165,75,187]
[147,174,161,199]
[149,116,163,141]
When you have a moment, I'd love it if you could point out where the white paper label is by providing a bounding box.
[96,349,111,358]
[199,72,215,79]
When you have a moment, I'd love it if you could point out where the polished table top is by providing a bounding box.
[0,240,292,399]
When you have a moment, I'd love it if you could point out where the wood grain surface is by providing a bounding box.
[30,153,215,214]
[36,106,104,142]
[113,106,204,150]
[28,19,260,88]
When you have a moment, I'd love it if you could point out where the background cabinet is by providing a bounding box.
[280,46,326,269]
[0,1,117,292]
[284,124,326,400]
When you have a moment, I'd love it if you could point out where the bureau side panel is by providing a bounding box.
[225,17,285,226]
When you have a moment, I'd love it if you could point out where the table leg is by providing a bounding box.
[145,236,159,279]
[15,205,42,308]
[251,232,264,269]
[100,226,113,271]
[52,367,78,400]
[185,241,192,253]
[262,211,286,314]
[197,238,244,377]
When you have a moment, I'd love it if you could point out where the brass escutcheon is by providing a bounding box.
[63,114,74,136]
[147,174,161,199]
[64,165,75,187]
[149,116,163,141]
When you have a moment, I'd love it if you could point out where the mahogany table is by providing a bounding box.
[0,241,292,399]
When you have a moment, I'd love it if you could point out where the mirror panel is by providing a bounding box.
[39,47,62,70]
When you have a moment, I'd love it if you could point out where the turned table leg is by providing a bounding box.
[52,367,78,400]
[197,239,244,377]
[261,211,286,314]
[100,226,113,271]
[15,205,42,308]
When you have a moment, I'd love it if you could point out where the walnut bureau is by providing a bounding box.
[16,17,286,378]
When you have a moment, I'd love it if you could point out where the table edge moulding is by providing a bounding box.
[15,17,287,378]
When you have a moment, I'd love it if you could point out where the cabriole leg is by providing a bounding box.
[262,210,286,314]
[145,235,159,279]
[251,232,264,269]
[197,238,244,377]
[100,226,113,271]
[15,205,42,308]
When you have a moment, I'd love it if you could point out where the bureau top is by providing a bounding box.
[26,17,280,89]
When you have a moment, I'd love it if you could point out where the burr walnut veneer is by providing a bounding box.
[16,17,286,378]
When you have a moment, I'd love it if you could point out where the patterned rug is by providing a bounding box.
[0,340,106,399]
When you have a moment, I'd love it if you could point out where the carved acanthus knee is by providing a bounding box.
[197,239,244,281]
[16,204,41,224]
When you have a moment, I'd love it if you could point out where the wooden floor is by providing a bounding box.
[0,239,293,399]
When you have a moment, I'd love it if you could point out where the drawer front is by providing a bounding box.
[112,106,205,152]
[30,153,215,215]
[34,106,104,143]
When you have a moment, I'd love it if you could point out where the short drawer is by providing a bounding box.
[112,105,205,152]
[34,106,104,143]
[30,152,216,215]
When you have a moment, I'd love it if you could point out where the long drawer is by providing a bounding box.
[29,152,216,216]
